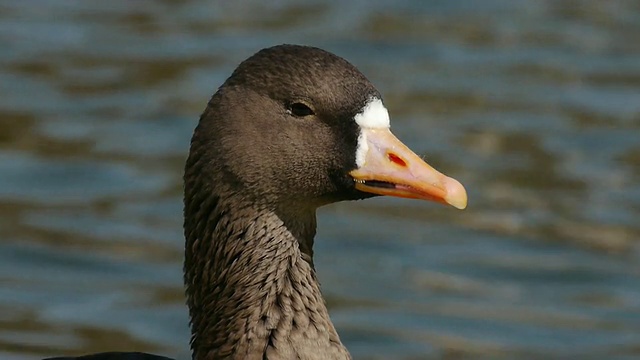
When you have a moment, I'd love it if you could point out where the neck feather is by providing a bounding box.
[184,193,350,360]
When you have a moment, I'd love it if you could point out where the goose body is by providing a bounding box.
[46,45,466,360]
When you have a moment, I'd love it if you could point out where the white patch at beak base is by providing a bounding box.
[354,98,390,167]
[355,131,368,167]
[354,98,390,129]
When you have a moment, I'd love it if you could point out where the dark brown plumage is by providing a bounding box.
[182,45,377,359]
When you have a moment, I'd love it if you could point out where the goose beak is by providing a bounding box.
[349,128,467,209]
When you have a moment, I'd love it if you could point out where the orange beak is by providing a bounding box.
[349,128,467,209]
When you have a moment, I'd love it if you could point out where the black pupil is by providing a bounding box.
[290,103,314,117]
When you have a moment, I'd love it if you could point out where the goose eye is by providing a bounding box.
[288,102,315,117]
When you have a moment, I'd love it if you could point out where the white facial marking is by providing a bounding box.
[354,98,390,129]
[354,98,389,167]
[355,131,369,168]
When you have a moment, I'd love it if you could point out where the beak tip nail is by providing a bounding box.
[443,177,468,210]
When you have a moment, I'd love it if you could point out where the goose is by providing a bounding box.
[46,44,467,360]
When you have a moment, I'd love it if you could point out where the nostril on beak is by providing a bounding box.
[387,152,407,167]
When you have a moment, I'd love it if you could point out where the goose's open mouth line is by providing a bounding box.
[353,179,396,189]
[351,176,448,204]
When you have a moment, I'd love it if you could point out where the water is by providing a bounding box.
[1,1,639,359]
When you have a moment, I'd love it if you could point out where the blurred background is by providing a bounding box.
[1,1,639,359]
